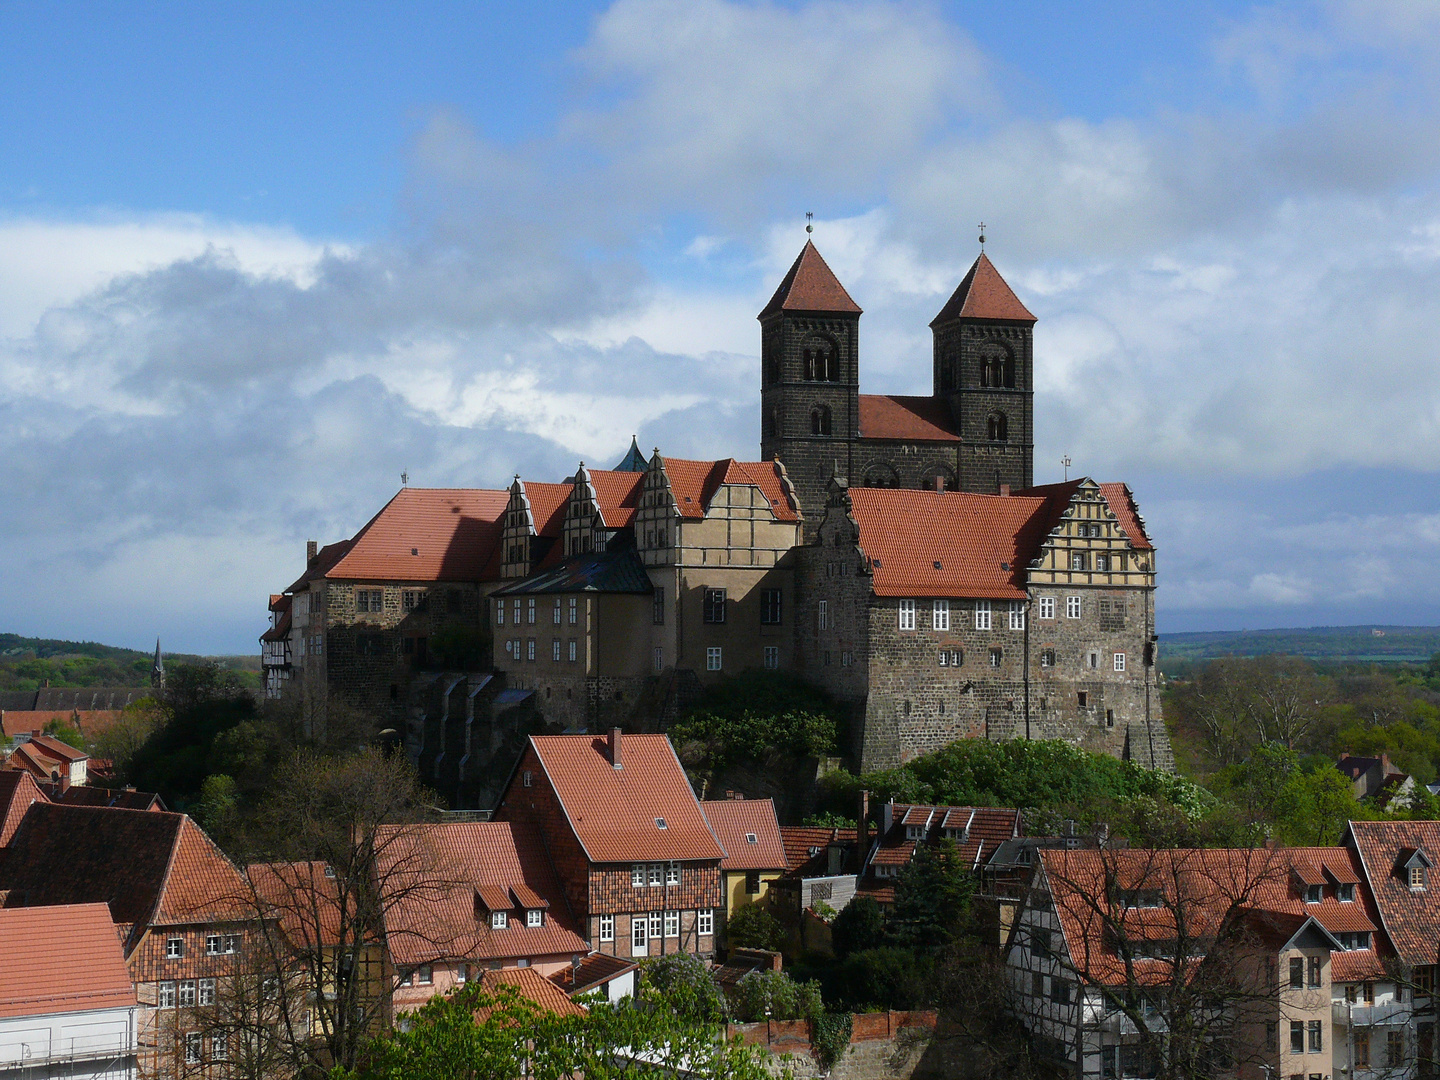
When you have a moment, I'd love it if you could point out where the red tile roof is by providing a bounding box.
[857,395,960,442]
[1347,820,1440,968]
[758,241,862,319]
[323,487,510,582]
[4,741,68,782]
[260,609,291,643]
[1042,846,1390,988]
[0,711,94,739]
[520,482,573,538]
[0,805,249,951]
[0,771,46,847]
[0,903,136,1019]
[660,458,800,522]
[585,469,645,529]
[847,488,1054,599]
[1097,482,1154,551]
[247,861,349,949]
[779,826,857,875]
[702,799,787,871]
[550,952,637,997]
[521,734,725,864]
[46,785,166,812]
[870,804,1021,876]
[376,821,588,967]
[475,966,587,1020]
[24,734,87,762]
[929,253,1035,325]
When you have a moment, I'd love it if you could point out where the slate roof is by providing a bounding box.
[1041,846,1390,988]
[779,826,858,876]
[0,771,47,847]
[857,395,960,442]
[758,241,862,319]
[660,457,800,522]
[701,799,787,871]
[929,253,1036,325]
[1347,820,1440,968]
[491,549,653,596]
[0,903,136,1019]
[376,821,588,966]
[21,688,148,712]
[0,804,250,953]
[517,734,725,864]
[614,436,648,473]
[550,952,637,997]
[321,487,510,583]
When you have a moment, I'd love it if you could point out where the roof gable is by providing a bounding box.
[659,457,800,523]
[702,799,787,871]
[930,253,1036,325]
[758,241,862,319]
[0,771,46,847]
[522,734,725,864]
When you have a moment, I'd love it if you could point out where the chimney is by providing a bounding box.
[306,540,318,565]
[999,484,1011,497]
[934,475,944,492]
[857,789,871,866]
[609,727,623,770]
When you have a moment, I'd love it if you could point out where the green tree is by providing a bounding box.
[830,895,884,960]
[725,904,785,951]
[640,952,728,1022]
[41,716,86,750]
[886,840,973,951]
[731,969,823,1022]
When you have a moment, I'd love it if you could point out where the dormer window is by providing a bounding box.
[526,909,544,928]
[906,825,925,841]
[1402,847,1432,891]
[1338,882,1355,903]
[1305,884,1322,904]
[1411,866,1427,890]
[492,910,508,930]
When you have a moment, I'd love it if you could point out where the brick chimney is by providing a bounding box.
[609,727,623,770]
[307,540,318,565]
[857,789,870,867]
[999,484,1011,497]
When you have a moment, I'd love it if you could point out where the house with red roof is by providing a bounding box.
[495,731,725,961]
[859,801,1021,906]
[0,903,138,1080]
[3,732,90,787]
[1009,845,1400,1080]
[0,769,47,846]
[700,797,787,937]
[373,820,590,1013]
[0,803,253,1076]
[799,475,1166,770]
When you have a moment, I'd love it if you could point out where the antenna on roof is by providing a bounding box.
[400,471,409,486]
[1061,455,1072,481]
[806,211,813,235]
[978,222,986,251]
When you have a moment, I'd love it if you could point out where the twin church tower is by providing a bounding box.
[758,240,1036,529]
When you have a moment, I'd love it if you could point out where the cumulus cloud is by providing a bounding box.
[5,0,1440,649]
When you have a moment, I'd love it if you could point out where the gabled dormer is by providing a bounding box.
[1400,847,1432,891]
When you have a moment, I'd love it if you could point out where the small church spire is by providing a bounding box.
[977,221,986,251]
[151,639,165,691]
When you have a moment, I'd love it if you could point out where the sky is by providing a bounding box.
[3,0,1440,654]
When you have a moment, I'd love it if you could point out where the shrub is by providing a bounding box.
[726,904,786,951]
[812,1012,854,1070]
[732,969,823,1022]
[831,895,884,960]
[641,952,727,1022]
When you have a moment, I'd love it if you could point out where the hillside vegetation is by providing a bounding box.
[0,633,259,691]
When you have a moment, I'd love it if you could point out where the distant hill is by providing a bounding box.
[1158,625,1440,668]
[0,634,259,692]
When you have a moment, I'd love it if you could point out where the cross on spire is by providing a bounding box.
[978,221,986,250]
[806,211,813,235]
[1061,454,1072,480]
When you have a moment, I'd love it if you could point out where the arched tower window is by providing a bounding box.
[979,343,1014,389]
[920,468,958,492]
[803,337,840,382]
[810,405,833,436]
[862,464,899,488]
[987,412,1008,442]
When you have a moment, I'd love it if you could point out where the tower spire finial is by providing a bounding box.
[806,211,813,236]
[978,221,986,251]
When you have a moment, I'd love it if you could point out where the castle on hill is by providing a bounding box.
[262,240,1169,800]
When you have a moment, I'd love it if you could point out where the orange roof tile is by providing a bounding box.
[247,861,349,949]
[929,253,1036,325]
[0,771,47,847]
[1348,820,1440,967]
[660,458,800,522]
[0,903,135,1019]
[779,826,857,875]
[857,395,960,442]
[24,734,87,762]
[585,469,645,529]
[376,821,588,967]
[325,487,510,582]
[0,711,102,739]
[1098,482,1154,551]
[873,804,1021,874]
[847,488,1053,599]
[550,952,637,997]
[758,241,862,319]
[475,966,587,1020]
[520,734,725,864]
[702,799,787,871]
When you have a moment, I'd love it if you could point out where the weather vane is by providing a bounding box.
[401,470,409,486]
[1061,455,1071,481]
[978,221,986,250]
[806,211,813,235]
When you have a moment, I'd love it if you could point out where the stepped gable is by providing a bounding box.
[1098,482,1153,550]
[857,395,961,442]
[375,820,588,967]
[845,487,1058,599]
[929,252,1036,325]
[0,903,136,1018]
[758,240,862,319]
[662,458,800,522]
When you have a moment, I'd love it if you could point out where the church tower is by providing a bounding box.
[930,253,1036,492]
[758,241,861,534]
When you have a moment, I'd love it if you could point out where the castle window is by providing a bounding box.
[1067,595,1082,619]
[1038,596,1055,620]
[653,587,665,625]
[761,589,782,625]
[974,600,992,630]
[1009,601,1025,630]
[990,647,1002,668]
[921,469,957,492]
[933,600,950,631]
[804,341,839,381]
[818,600,829,630]
[1095,554,1110,572]
[987,412,1008,442]
[1114,653,1126,672]
[553,599,562,624]
[1041,649,1056,668]
[1071,553,1088,571]
[764,645,779,669]
[703,588,727,623]
[863,465,899,488]
[496,599,505,626]
[707,647,723,671]
[898,599,916,631]
[810,405,833,436]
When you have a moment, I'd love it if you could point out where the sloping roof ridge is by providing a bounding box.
[929,252,1036,326]
[758,241,863,319]
[1346,819,1398,951]
[668,736,727,861]
[528,736,596,864]
[144,811,189,933]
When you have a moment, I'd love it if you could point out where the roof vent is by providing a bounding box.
[655,817,667,830]
[746,833,758,844]
[411,548,419,556]
[933,561,942,570]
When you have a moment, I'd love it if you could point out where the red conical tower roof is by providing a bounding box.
[758,240,862,319]
[929,252,1035,326]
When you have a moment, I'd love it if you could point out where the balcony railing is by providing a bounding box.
[1333,999,1411,1026]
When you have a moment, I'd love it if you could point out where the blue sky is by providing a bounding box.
[3,0,1440,652]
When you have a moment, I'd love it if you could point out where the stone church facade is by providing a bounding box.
[263,240,1169,786]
